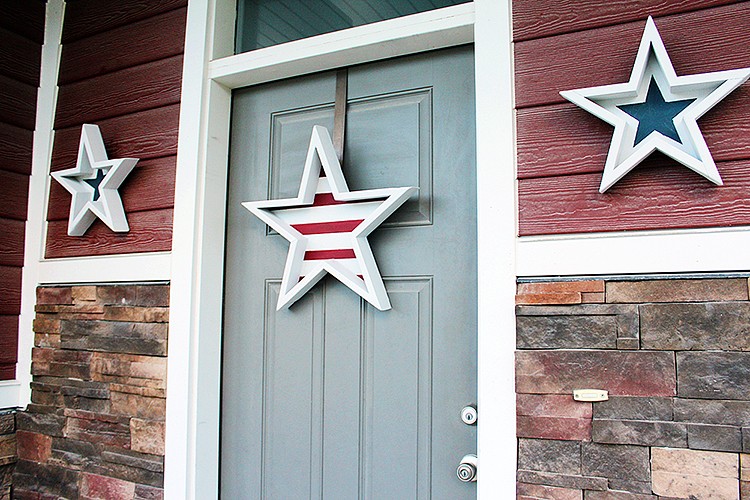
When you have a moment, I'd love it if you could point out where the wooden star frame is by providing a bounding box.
[243,125,417,311]
[561,16,750,193]
[51,124,138,236]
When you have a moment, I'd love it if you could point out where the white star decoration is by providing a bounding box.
[561,16,750,193]
[51,124,138,235]
[243,125,417,311]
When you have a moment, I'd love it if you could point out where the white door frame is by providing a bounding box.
[165,1,517,498]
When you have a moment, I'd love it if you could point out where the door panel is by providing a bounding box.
[222,46,476,499]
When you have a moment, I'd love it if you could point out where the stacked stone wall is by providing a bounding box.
[13,285,168,499]
[516,277,750,499]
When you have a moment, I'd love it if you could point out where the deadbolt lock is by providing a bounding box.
[460,405,478,425]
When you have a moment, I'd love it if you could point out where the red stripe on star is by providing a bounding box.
[304,249,356,260]
[292,219,363,234]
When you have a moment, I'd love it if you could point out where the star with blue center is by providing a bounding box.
[561,17,750,193]
[51,124,138,236]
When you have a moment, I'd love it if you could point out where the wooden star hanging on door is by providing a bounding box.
[243,125,417,311]
[51,124,138,235]
[561,16,750,193]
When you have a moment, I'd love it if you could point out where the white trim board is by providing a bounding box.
[16,0,66,409]
[517,227,750,277]
[165,1,519,499]
[0,383,21,411]
[36,252,172,284]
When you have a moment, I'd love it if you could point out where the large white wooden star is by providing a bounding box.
[243,125,417,311]
[51,124,138,235]
[561,16,750,193]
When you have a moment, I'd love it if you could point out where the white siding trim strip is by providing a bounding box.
[517,226,750,277]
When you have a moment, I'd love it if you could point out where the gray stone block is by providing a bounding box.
[677,352,750,400]
[585,491,656,500]
[582,442,650,481]
[641,302,750,351]
[516,305,639,349]
[606,478,654,494]
[517,315,617,349]
[518,438,580,474]
[13,459,80,498]
[593,396,673,421]
[592,419,687,447]
[743,427,750,452]
[693,423,743,454]
[616,338,640,350]
[61,320,168,356]
[16,411,65,437]
[687,423,742,452]
[674,398,750,426]
[516,469,608,491]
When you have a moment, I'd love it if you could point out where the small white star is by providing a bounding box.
[51,124,138,236]
[243,125,417,311]
[561,16,750,193]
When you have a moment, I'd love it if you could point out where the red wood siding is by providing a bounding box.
[514,2,750,236]
[0,2,44,380]
[45,1,187,258]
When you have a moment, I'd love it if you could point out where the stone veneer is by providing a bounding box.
[13,285,168,499]
[516,277,750,500]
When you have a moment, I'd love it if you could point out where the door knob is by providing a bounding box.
[456,454,477,482]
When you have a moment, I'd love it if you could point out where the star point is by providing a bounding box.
[51,124,138,236]
[561,16,750,192]
[243,125,417,311]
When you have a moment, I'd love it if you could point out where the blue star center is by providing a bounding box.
[617,77,696,146]
[82,168,106,201]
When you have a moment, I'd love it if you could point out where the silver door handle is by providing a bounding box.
[456,454,477,482]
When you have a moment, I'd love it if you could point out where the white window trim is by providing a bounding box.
[165,1,518,498]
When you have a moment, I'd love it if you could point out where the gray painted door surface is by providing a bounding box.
[222,46,476,499]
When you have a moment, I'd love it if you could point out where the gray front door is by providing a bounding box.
[221,46,477,499]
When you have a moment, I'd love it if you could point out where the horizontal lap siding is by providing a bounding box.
[45,2,187,258]
[514,2,750,236]
[0,2,44,379]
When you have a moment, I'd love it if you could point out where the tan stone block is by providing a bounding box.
[652,470,738,499]
[34,304,104,315]
[102,306,169,323]
[34,333,60,349]
[517,280,605,294]
[91,353,167,386]
[516,482,582,500]
[742,454,750,481]
[516,292,582,305]
[607,278,748,303]
[581,292,605,303]
[131,418,165,455]
[109,383,165,399]
[652,447,738,477]
[111,391,165,420]
[71,286,97,303]
[32,317,60,334]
